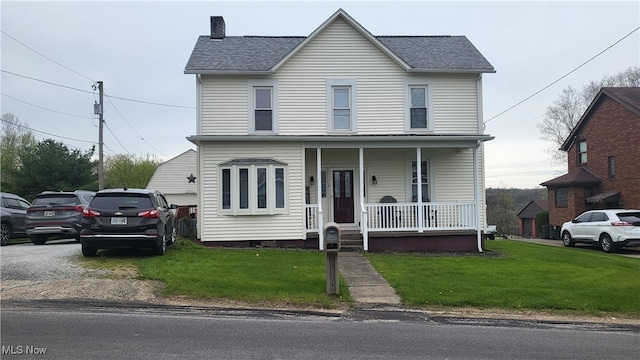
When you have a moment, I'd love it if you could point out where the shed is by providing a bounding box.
[517,199,548,238]
[146,149,197,206]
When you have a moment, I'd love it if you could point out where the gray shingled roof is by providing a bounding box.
[185,34,494,73]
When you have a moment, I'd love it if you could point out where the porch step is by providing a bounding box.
[340,235,363,252]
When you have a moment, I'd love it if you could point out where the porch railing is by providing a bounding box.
[365,202,477,231]
[305,204,319,233]
[304,202,476,233]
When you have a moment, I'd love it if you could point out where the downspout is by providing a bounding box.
[359,147,368,251]
[474,142,482,252]
[475,74,484,253]
[317,148,324,250]
[196,74,202,240]
[196,74,202,136]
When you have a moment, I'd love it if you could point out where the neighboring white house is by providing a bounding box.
[184,9,495,252]
[146,149,197,206]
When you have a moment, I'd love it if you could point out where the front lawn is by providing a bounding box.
[82,239,351,309]
[366,239,640,316]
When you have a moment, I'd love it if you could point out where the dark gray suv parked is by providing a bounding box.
[80,188,177,257]
[26,190,95,244]
[1,192,32,246]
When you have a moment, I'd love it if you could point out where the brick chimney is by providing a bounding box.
[210,16,225,39]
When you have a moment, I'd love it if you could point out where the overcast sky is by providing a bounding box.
[2,1,639,189]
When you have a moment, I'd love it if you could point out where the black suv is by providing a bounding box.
[26,190,95,244]
[80,188,177,257]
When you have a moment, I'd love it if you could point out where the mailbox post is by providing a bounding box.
[323,222,340,295]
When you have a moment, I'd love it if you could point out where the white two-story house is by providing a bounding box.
[184,9,495,252]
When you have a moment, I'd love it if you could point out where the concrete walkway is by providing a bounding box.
[338,252,401,305]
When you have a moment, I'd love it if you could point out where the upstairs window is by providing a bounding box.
[410,86,427,128]
[333,87,351,130]
[220,158,287,215]
[327,79,356,132]
[404,79,433,131]
[249,80,278,133]
[254,87,272,131]
[577,140,587,164]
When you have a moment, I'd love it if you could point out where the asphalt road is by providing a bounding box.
[2,304,639,360]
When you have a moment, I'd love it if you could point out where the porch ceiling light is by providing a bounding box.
[371,175,377,185]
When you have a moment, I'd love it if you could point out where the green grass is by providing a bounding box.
[366,239,640,316]
[8,237,31,245]
[81,239,351,309]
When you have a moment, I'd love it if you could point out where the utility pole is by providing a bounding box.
[96,81,104,190]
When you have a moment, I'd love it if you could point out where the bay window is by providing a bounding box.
[220,158,287,214]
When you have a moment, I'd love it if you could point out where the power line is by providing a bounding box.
[0,116,96,145]
[103,120,131,155]
[1,93,94,119]
[2,30,96,83]
[484,26,640,124]
[1,70,94,94]
[105,96,168,158]
[2,70,194,109]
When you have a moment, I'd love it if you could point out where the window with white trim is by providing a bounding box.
[327,80,356,132]
[404,79,433,131]
[220,158,287,215]
[248,80,278,133]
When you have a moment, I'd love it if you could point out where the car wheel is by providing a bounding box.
[1,223,10,246]
[154,232,166,256]
[599,234,615,253]
[30,235,48,245]
[167,226,176,245]
[561,231,575,247]
[82,244,97,257]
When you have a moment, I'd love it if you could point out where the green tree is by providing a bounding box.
[1,113,36,195]
[104,154,160,189]
[16,139,97,200]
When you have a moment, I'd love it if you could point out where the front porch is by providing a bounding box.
[305,201,480,251]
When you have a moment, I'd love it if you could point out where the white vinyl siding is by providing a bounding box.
[146,149,197,206]
[276,18,405,135]
[198,19,482,136]
[201,76,249,135]
[199,142,304,242]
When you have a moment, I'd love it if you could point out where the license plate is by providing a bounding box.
[44,211,55,217]
[111,217,127,225]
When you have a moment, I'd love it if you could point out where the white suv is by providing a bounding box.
[560,209,640,253]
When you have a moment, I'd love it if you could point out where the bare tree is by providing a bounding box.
[537,65,640,165]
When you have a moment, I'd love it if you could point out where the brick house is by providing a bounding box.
[541,87,640,228]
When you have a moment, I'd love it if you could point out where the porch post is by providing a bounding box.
[473,143,483,252]
[416,147,424,232]
[317,147,324,251]
[359,147,368,251]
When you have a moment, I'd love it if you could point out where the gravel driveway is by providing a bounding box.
[0,240,161,303]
